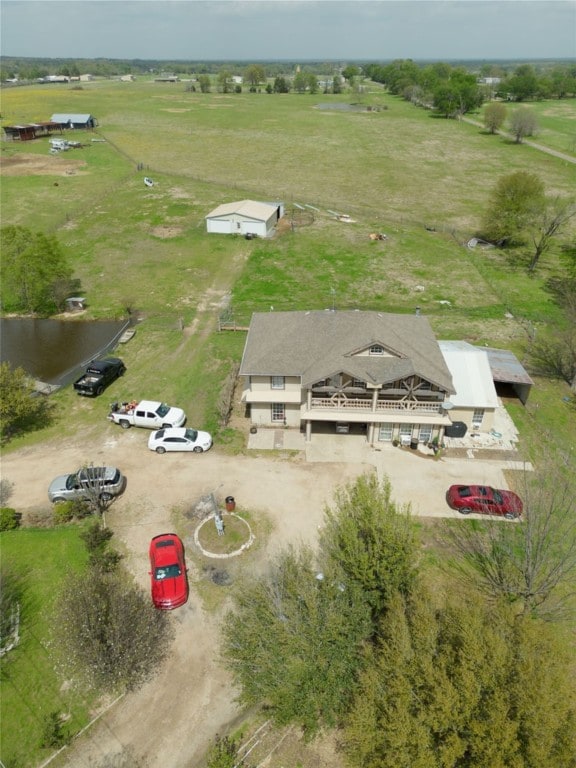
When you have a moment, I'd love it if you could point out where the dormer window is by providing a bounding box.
[369,345,384,356]
[271,376,285,390]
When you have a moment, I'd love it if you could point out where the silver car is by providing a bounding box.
[48,466,126,504]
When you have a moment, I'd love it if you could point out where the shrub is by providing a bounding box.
[39,711,67,748]
[0,507,21,531]
[52,499,91,525]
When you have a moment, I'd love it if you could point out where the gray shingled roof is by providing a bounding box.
[240,310,455,392]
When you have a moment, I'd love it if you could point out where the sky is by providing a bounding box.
[1,0,575,61]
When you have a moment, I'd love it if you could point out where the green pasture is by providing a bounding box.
[518,99,576,156]
[0,527,93,768]
[1,80,574,450]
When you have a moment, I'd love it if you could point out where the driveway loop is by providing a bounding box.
[194,513,255,559]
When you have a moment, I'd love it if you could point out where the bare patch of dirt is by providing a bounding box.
[149,225,183,238]
[0,152,87,176]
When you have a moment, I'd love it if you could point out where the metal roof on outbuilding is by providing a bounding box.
[481,346,533,405]
[206,200,279,222]
[50,114,94,123]
[439,341,499,409]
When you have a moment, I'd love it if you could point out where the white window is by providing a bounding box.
[472,409,485,427]
[419,425,433,443]
[378,424,393,442]
[369,345,384,356]
[399,424,413,438]
[271,403,285,423]
[271,376,285,390]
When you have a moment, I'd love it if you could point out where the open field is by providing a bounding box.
[1,81,575,767]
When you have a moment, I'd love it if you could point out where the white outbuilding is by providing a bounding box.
[205,200,284,238]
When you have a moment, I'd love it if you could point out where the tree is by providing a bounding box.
[0,225,76,315]
[342,64,360,86]
[483,101,506,134]
[272,76,290,93]
[318,474,417,622]
[244,64,265,88]
[198,74,211,93]
[528,283,576,390]
[293,71,308,93]
[480,171,545,245]
[527,197,576,272]
[217,70,231,93]
[205,735,244,768]
[441,464,576,620]
[507,64,539,101]
[222,546,372,735]
[509,106,539,143]
[54,568,171,692]
[0,362,55,441]
[306,73,318,94]
[343,591,576,768]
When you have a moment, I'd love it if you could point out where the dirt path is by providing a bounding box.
[3,431,368,768]
[460,116,576,164]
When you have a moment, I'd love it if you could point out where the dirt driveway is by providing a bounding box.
[2,426,517,767]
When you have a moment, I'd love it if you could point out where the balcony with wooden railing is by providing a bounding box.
[307,395,443,414]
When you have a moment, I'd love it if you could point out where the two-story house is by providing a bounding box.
[239,310,457,446]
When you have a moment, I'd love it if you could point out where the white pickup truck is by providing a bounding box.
[108,400,186,430]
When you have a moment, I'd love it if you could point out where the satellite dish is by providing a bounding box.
[442,401,454,410]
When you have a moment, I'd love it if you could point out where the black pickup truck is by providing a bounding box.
[73,357,126,397]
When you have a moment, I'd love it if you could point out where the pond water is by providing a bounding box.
[0,318,128,385]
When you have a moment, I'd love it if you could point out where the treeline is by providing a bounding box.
[2,56,576,103]
[364,60,576,101]
[0,56,345,81]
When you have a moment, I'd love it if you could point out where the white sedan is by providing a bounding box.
[148,427,213,454]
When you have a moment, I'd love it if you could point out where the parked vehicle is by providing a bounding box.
[148,427,212,454]
[108,400,186,430]
[48,466,126,504]
[149,533,188,610]
[446,485,523,519]
[73,357,126,397]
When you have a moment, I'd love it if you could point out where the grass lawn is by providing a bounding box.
[0,527,94,768]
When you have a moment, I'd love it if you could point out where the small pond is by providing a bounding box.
[1,318,128,386]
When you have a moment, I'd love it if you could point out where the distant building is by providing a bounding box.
[205,200,284,238]
[50,113,98,129]
[3,121,61,141]
[154,73,179,82]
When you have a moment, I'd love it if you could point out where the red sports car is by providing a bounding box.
[446,485,523,519]
[149,533,189,610]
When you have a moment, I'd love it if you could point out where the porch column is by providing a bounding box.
[307,389,312,409]
[371,388,379,412]
[306,420,312,442]
[367,423,374,445]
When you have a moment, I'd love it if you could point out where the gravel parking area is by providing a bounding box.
[2,414,528,768]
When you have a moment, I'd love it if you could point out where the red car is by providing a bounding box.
[446,485,523,519]
[149,534,189,610]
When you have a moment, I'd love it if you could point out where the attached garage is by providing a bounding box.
[205,200,283,238]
